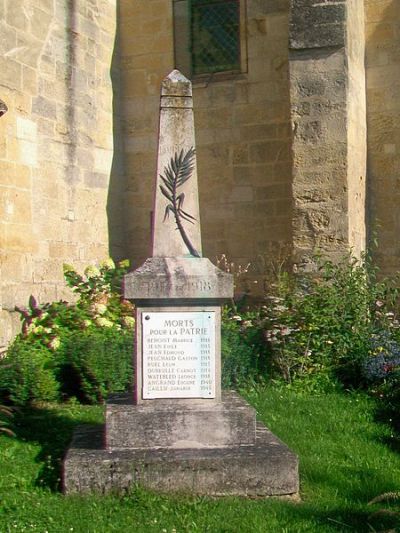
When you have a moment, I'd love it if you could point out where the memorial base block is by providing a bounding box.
[63,392,299,498]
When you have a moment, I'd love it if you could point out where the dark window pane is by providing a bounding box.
[191,0,240,76]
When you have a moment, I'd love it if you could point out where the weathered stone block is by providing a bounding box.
[289,1,346,49]
[124,257,233,301]
[64,403,299,497]
[32,95,57,120]
[106,391,256,449]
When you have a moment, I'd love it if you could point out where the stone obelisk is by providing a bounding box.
[152,70,202,258]
[124,69,233,406]
[63,71,299,498]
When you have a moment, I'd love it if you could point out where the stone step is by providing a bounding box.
[106,391,256,449]
[64,421,299,498]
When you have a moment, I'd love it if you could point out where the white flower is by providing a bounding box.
[26,323,36,334]
[48,337,61,351]
[122,316,135,328]
[63,263,75,273]
[232,315,242,321]
[101,258,115,270]
[95,317,113,328]
[91,303,107,316]
[84,265,100,278]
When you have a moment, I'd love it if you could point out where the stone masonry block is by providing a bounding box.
[0,57,22,90]
[106,392,256,449]
[32,96,57,120]
[290,0,346,49]
[64,390,299,497]
[6,0,29,31]
[64,422,299,497]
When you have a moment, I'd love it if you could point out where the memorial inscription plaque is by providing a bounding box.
[142,311,215,399]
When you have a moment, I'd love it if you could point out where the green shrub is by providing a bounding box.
[221,309,267,388]
[1,259,135,406]
[58,328,133,403]
[0,338,60,405]
[262,254,400,391]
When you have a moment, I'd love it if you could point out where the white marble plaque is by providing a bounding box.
[142,311,215,399]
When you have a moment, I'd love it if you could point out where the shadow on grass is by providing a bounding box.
[279,503,397,533]
[373,400,400,457]
[12,405,103,492]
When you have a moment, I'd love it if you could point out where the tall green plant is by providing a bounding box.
[0,339,60,405]
[263,253,400,389]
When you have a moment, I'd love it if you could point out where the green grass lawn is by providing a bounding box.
[0,387,399,533]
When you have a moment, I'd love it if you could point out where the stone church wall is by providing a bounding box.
[1,0,400,347]
[0,0,116,348]
[289,0,366,269]
[365,0,400,275]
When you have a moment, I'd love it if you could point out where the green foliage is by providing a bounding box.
[261,254,400,390]
[58,328,133,404]
[63,258,134,330]
[1,259,135,406]
[221,308,267,388]
[0,339,60,405]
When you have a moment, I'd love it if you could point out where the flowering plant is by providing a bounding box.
[362,333,400,382]
[261,254,400,390]
[15,259,134,351]
[1,259,135,405]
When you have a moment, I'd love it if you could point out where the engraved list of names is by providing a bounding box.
[142,311,215,399]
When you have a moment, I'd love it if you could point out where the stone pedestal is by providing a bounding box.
[63,392,299,497]
[124,256,232,403]
[106,392,256,449]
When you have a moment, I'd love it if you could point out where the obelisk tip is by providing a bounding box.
[161,69,192,97]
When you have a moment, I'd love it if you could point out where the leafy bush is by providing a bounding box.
[221,309,267,388]
[58,328,133,404]
[0,339,60,405]
[1,259,135,406]
[258,254,400,390]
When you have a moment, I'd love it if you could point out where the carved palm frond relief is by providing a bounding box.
[159,147,200,257]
